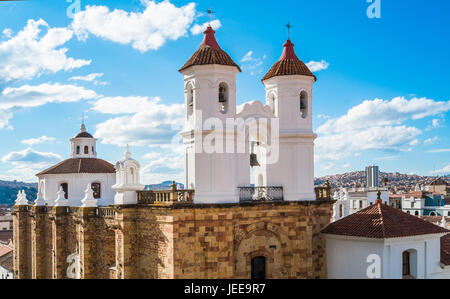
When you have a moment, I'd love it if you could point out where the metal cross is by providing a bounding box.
[286,22,293,40]
[205,8,215,25]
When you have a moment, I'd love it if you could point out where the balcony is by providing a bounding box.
[137,182,195,205]
[239,187,284,202]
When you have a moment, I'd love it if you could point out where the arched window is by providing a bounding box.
[76,146,80,155]
[251,256,266,280]
[339,204,343,218]
[92,146,94,154]
[430,212,436,216]
[359,201,363,209]
[448,211,450,217]
[268,93,278,116]
[415,211,419,216]
[407,211,411,214]
[91,183,101,199]
[300,91,308,119]
[84,146,89,154]
[60,183,68,200]
[186,84,194,118]
[130,167,135,184]
[218,83,229,114]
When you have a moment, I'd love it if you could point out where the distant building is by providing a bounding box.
[426,178,449,196]
[0,243,13,279]
[402,191,450,217]
[366,166,380,188]
[332,187,389,222]
[0,212,13,231]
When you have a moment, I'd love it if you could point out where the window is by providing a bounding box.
[218,83,229,114]
[300,91,308,119]
[60,183,68,200]
[402,251,411,277]
[92,146,94,154]
[359,201,363,209]
[251,256,266,280]
[186,84,194,117]
[268,93,277,116]
[339,205,343,218]
[448,212,450,217]
[84,146,89,154]
[407,211,411,214]
[91,183,101,199]
[415,211,419,216]
[76,146,80,155]
[402,249,417,279]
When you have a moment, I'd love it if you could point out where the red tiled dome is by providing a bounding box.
[262,39,316,82]
[179,26,241,72]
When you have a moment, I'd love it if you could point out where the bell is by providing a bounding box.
[250,153,260,168]
[219,87,227,103]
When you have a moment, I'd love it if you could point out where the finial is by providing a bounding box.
[441,215,447,228]
[205,7,215,26]
[124,144,131,159]
[285,21,293,40]
[80,113,86,133]
[376,191,382,205]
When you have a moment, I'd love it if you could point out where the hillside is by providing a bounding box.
[315,172,449,189]
[0,180,38,207]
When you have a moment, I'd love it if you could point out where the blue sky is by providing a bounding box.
[0,0,449,183]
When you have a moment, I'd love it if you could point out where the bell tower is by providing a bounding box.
[261,34,317,201]
[179,25,242,204]
[70,122,97,159]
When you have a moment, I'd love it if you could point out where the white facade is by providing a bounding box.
[402,196,426,217]
[0,264,12,279]
[326,233,450,279]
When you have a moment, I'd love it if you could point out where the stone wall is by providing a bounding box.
[14,200,333,279]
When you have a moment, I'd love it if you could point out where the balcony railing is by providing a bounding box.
[315,181,332,201]
[137,182,194,205]
[239,187,284,202]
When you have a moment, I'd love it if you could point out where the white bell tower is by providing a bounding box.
[179,26,242,204]
[70,123,97,159]
[261,38,317,201]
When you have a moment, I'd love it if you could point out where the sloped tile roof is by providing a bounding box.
[262,39,316,82]
[322,203,449,239]
[179,26,240,72]
[36,158,115,176]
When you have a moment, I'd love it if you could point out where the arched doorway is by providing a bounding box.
[402,249,417,279]
[251,256,266,280]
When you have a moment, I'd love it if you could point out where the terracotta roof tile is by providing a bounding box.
[322,203,449,239]
[36,158,115,176]
[262,39,316,82]
[179,26,240,72]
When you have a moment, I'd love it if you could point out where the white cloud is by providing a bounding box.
[141,151,184,184]
[426,118,443,131]
[424,136,438,145]
[70,73,103,82]
[21,136,56,146]
[315,97,450,162]
[91,96,184,146]
[190,20,221,35]
[428,149,450,153]
[0,19,91,82]
[375,155,401,161]
[2,28,12,38]
[430,164,450,175]
[71,1,196,52]
[0,83,98,130]
[306,60,330,72]
[240,51,266,75]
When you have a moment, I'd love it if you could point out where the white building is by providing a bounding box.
[0,243,13,279]
[332,187,389,222]
[179,25,317,204]
[323,197,450,279]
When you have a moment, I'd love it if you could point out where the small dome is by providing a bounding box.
[262,39,316,82]
[179,26,241,72]
[74,123,93,138]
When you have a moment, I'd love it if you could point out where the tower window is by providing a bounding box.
[268,93,277,116]
[91,183,101,199]
[76,146,80,155]
[300,91,308,119]
[60,183,68,199]
[218,83,229,114]
[92,146,94,154]
[84,146,89,154]
[186,84,194,118]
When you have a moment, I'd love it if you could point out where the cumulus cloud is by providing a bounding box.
[0,19,91,82]
[190,19,221,35]
[424,136,438,145]
[315,97,450,161]
[141,151,184,184]
[21,136,56,146]
[2,28,12,38]
[306,60,330,72]
[430,164,450,175]
[91,96,184,146]
[427,149,450,153]
[71,1,196,52]
[0,83,98,130]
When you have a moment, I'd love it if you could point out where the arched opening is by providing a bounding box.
[251,256,266,280]
[186,83,194,118]
[218,83,229,114]
[76,146,80,155]
[60,183,68,200]
[257,174,264,188]
[402,249,417,279]
[448,211,450,217]
[92,146,94,154]
[300,91,308,119]
[84,146,89,154]
[130,167,135,184]
[91,183,101,199]
[415,211,419,217]
[339,204,343,218]
[359,201,363,209]
[407,211,411,214]
[268,93,278,116]
[430,212,436,216]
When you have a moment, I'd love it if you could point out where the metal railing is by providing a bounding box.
[137,183,195,205]
[239,187,284,202]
